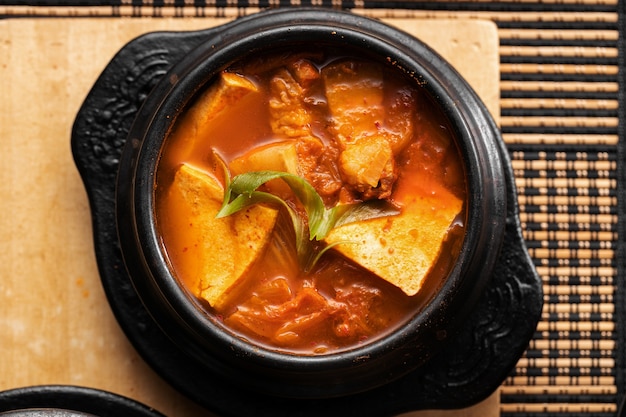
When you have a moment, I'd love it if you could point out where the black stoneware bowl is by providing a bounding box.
[0,386,164,417]
[0,412,94,417]
[115,8,508,399]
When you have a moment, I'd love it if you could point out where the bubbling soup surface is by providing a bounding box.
[155,48,467,354]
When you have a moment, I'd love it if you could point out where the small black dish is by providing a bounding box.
[72,8,543,417]
[0,386,164,417]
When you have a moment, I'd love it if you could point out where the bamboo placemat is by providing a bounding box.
[0,1,623,416]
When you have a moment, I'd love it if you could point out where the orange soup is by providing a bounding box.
[155,49,467,354]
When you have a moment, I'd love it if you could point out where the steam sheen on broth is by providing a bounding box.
[155,49,467,354]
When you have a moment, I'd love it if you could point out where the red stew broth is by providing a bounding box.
[155,49,467,354]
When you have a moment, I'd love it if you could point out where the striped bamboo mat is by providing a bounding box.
[1,1,622,416]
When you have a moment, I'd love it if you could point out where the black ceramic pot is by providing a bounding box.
[0,386,164,417]
[0,412,93,417]
[115,8,507,399]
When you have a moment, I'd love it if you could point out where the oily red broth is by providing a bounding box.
[155,48,467,354]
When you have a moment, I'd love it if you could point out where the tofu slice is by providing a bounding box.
[171,72,259,158]
[189,72,259,135]
[324,189,463,296]
[167,163,278,309]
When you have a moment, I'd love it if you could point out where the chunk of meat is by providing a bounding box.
[322,60,417,200]
[324,186,463,296]
[330,282,385,339]
[339,136,396,200]
[289,58,321,88]
[267,62,342,200]
[166,163,278,309]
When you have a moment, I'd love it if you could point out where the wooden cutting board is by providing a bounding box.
[0,16,500,417]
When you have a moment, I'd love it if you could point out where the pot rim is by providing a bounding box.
[116,7,507,398]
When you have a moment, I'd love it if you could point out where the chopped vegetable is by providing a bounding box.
[216,166,399,272]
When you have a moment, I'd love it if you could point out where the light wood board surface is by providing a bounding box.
[0,16,499,417]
